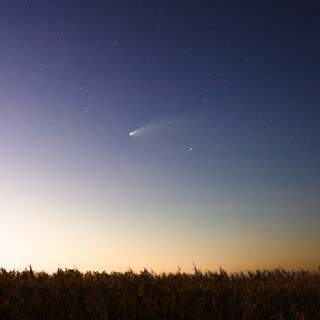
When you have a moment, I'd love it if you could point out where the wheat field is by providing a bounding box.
[0,267,319,319]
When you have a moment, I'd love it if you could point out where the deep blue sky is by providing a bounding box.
[0,0,319,271]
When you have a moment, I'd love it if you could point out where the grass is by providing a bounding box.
[0,267,319,319]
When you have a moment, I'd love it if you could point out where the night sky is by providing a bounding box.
[1,1,319,272]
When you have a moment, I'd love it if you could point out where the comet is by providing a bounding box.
[129,121,173,139]
[128,128,143,137]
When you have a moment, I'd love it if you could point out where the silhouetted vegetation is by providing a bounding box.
[0,267,319,319]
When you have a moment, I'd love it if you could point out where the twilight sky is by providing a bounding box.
[0,0,319,272]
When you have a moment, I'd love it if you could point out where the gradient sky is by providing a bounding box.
[0,0,319,272]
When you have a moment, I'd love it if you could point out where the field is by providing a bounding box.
[0,267,319,319]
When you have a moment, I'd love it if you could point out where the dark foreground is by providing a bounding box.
[0,268,319,320]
